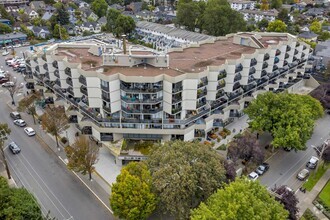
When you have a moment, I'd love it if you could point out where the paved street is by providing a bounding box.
[1,50,114,220]
[260,114,330,191]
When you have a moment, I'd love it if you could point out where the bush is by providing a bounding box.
[233,133,242,139]
[217,137,221,142]
[219,131,227,138]
[61,137,68,144]
[302,208,319,220]
[217,144,227,151]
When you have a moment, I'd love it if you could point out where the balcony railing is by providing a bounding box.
[264,53,270,61]
[120,84,163,93]
[216,90,225,99]
[197,89,207,98]
[65,67,72,77]
[80,86,88,96]
[172,106,182,114]
[196,101,206,109]
[100,135,113,141]
[235,64,243,73]
[262,62,268,69]
[234,73,242,82]
[228,91,243,100]
[54,70,59,78]
[172,95,182,104]
[218,71,227,80]
[211,99,227,109]
[122,96,163,104]
[197,78,208,88]
[173,86,183,93]
[217,81,226,90]
[79,75,87,85]
[250,58,257,67]
[103,105,111,113]
[52,61,58,68]
[66,77,73,86]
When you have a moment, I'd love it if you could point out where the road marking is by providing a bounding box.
[58,156,114,214]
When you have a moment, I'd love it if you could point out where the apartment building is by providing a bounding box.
[24,32,311,146]
[0,0,28,5]
[240,9,279,22]
[229,0,255,11]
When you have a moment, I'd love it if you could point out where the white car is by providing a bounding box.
[2,81,14,87]
[24,127,35,136]
[14,119,26,127]
[248,171,259,181]
[2,51,9,56]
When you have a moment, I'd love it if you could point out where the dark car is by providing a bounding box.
[0,77,9,84]
[8,142,21,154]
[256,163,270,175]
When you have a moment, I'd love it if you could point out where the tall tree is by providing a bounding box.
[244,92,323,151]
[0,23,12,34]
[257,18,269,30]
[176,0,200,31]
[41,106,68,148]
[270,0,282,9]
[273,185,299,220]
[278,9,290,24]
[4,73,24,106]
[322,145,330,164]
[113,14,136,37]
[110,162,157,220]
[52,24,69,40]
[147,140,226,219]
[18,92,41,124]
[309,20,322,34]
[0,5,14,24]
[260,0,269,11]
[191,178,289,220]
[267,19,287,32]
[57,4,70,25]
[0,123,11,179]
[91,0,108,18]
[203,0,246,36]
[310,84,330,109]
[65,136,99,180]
[106,8,121,32]
[0,177,43,219]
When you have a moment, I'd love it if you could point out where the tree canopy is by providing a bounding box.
[52,24,69,40]
[278,9,290,24]
[273,185,299,220]
[176,0,205,32]
[310,84,330,109]
[91,0,108,18]
[244,92,323,151]
[191,178,289,220]
[147,140,226,219]
[270,0,282,9]
[110,162,156,220]
[106,8,121,32]
[0,23,12,34]
[113,14,136,37]
[267,19,287,32]
[0,177,42,219]
[309,20,322,34]
[57,4,70,25]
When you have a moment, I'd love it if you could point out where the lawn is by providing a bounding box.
[319,181,330,208]
[303,164,330,191]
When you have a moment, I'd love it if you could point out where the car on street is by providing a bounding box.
[306,156,319,169]
[24,127,35,136]
[13,119,26,127]
[10,111,21,119]
[248,171,259,181]
[8,142,21,154]
[2,51,9,56]
[256,162,270,175]
[297,168,310,181]
[0,77,9,84]
[2,81,14,87]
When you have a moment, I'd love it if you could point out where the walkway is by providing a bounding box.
[297,169,330,219]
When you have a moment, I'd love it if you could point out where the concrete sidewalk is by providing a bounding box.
[297,169,330,219]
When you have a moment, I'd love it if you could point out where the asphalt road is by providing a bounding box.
[1,48,114,220]
[260,114,330,191]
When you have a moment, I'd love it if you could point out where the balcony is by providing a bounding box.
[26,59,31,66]
[273,65,278,71]
[248,76,255,84]
[35,66,40,73]
[211,98,227,109]
[257,77,268,86]
[261,70,267,77]
[301,53,305,58]
[101,84,109,91]
[173,85,183,93]
[100,135,113,142]
[65,67,72,77]
[80,85,88,96]
[296,42,300,47]
[286,45,291,52]
[79,75,87,86]
[283,60,288,66]
[43,63,48,71]
[122,95,163,104]
[216,90,225,99]
[197,77,208,88]
[274,57,279,64]
[103,105,111,113]
[52,61,58,69]
[45,71,50,79]
[249,67,256,75]
[197,88,207,98]
[294,49,298,55]
[303,45,306,50]
[285,53,289,59]
[172,94,182,104]
[275,49,281,56]
[120,84,163,93]
[235,64,243,73]
[262,62,268,69]
[102,94,110,102]
[250,58,257,67]
[218,70,227,80]
[172,106,182,114]
[196,100,206,109]
[217,80,226,90]
[55,79,61,87]
[264,53,270,61]
[33,57,38,64]
[66,77,73,86]
[54,70,60,78]
[228,90,243,100]
[233,82,241,91]
[293,56,297,62]
[67,87,74,96]
[41,54,46,61]
[142,106,163,114]
[234,73,242,82]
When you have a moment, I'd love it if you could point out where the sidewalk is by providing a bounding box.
[296,169,330,219]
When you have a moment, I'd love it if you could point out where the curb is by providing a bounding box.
[94,170,112,188]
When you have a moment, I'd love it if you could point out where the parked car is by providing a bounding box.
[306,156,319,169]
[248,171,259,181]
[13,119,26,127]
[0,77,9,84]
[256,163,270,175]
[2,51,9,56]
[2,81,14,87]
[24,127,35,136]
[8,142,21,154]
[297,169,310,181]
[10,111,21,119]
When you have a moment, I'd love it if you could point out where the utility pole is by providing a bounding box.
[0,129,11,179]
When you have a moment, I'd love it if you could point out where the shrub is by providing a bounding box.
[217,144,227,151]
[233,133,242,139]
[217,137,221,142]
[219,131,227,138]
[61,137,68,144]
[302,208,319,220]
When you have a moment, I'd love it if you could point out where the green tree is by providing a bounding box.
[176,0,200,31]
[267,19,287,32]
[113,14,136,37]
[0,176,43,220]
[244,92,323,151]
[18,92,41,124]
[52,24,69,40]
[147,140,227,219]
[91,0,108,18]
[20,24,35,39]
[318,31,330,41]
[106,8,121,32]
[270,0,282,9]
[0,23,12,34]
[0,123,11,180]
[65,136,99,180]
[257,18,269,30]
[0,5,14,24]
[110,162,157,220]
[68,2,78,10]
[57,4,70,25]
[278,9,290,23]
[260,0,269,10]
[41,106,68,148]
[191,178,289,220]
[309,20,322,34]
[203,0,246,36]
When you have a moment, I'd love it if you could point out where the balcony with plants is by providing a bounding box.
[264,53,270,61]
[197,77,208,88]
[216,89,225,99]
[218,70,227,80]
[171,105,182,114]
[217,80,226,90]
[197,88,207,99]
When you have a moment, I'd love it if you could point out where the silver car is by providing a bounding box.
[297,169,310,181]
[14,119,26,127]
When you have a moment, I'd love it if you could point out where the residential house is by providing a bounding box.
[41,12,53,21]
[97,16,107,27]
[315,40,330,65]
[0,19,11,26]
[24,7,39,19]
[63,24,77,35]
[127,2,143,13]
[74,0,90,9]
[81,8,99,21]
[240,9,278,22]
[5,6,18,13]
[304,8,324,17]
[229,0,255,11]
[29,1,46,11]
[45,5,56,13]
[136,10,156,22]
[298,31,318,42]
[31,26,50,39]
[79,22,101,33]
